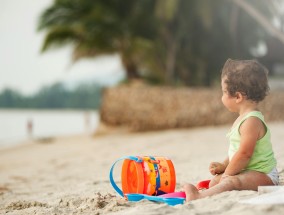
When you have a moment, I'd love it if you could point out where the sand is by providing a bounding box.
[0,122,283,215]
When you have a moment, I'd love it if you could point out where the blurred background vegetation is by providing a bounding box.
[0,82,102,109]
[38,0,284,86]
[2,0,284,109]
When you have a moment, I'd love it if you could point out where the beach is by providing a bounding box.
[0,122,283,215]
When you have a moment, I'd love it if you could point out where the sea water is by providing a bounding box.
[0,109,99,148]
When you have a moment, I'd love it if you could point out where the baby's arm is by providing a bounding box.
[223,117,263,176]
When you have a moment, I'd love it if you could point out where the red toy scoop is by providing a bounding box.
[196,179,211,190]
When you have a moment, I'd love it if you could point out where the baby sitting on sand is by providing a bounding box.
[183,59,279,201]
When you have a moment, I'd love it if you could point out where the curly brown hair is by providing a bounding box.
[221,59,269,102]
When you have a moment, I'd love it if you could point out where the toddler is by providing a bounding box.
[183,59,279,201]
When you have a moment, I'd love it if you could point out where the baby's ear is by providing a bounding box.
[235,92,244,103]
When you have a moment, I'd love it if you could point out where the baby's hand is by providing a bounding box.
[209,162,226,175]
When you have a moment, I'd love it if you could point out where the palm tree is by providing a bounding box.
[230,0,284,44]
[228,0,284,73]
[38,0,157,81]
[38,0,284,87]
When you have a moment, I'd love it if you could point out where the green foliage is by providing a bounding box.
[0,89,25,108]
[0,82,102,110]
[38,0,278,87]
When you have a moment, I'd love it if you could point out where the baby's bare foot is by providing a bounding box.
[183,183,200,201]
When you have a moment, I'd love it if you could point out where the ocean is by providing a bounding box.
[0,109,99,148]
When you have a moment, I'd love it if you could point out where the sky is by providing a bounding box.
[0,0,125,95]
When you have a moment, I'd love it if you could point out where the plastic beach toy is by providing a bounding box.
[126,193,185,206]
[196,179,211,190]
[125,181,210,206]
[109,156,210,206]
[110,156,176,197]
[159,191,186,198]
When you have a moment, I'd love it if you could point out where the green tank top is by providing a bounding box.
[227,111,276,174]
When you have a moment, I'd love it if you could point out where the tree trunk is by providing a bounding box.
[230,0,284,45]
[121,57,140,80]
[230,4,240,57]
[165,39,177,85]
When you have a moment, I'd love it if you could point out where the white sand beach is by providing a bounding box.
[0,122,283,215]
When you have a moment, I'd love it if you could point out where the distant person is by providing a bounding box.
[27,118,33,138]
[183,59,279,201]
[84,111,91,134]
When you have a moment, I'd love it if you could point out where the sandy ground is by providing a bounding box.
[0,122,283,215]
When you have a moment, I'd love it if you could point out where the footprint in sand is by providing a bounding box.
[5,200,48,210]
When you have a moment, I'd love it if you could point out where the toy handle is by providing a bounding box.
[109,156,143,197]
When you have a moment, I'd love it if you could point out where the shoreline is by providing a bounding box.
[0,109,99,149]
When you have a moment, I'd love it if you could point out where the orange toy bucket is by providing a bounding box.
[109,156,176,197]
